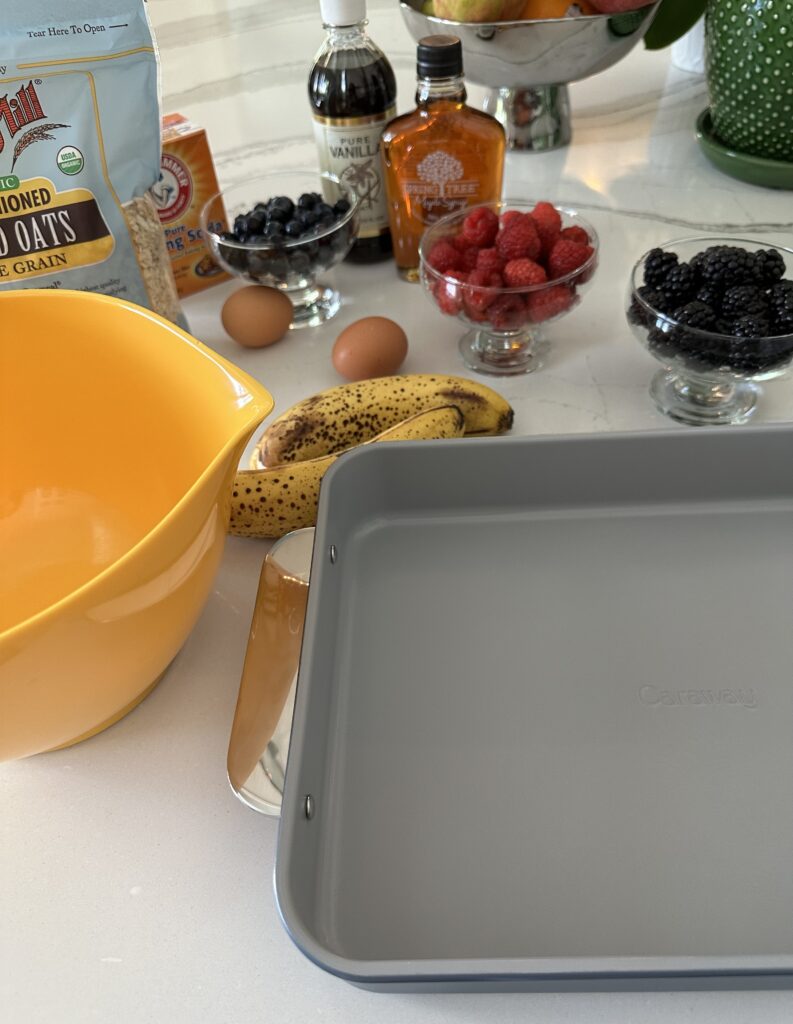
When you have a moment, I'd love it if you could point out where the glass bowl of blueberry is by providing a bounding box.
[201,170,359,328]
[627,237,793,426]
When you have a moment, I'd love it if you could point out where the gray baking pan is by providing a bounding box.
[274,427,793,992]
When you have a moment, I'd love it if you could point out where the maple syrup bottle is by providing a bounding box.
[380,35,505,281]
[309,0,396,263]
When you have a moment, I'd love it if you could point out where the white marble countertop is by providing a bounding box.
[3,2,793,1021]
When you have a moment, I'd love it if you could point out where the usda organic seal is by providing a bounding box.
[57,146,84,175]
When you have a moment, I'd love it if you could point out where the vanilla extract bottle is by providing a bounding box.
[309,0,396,263]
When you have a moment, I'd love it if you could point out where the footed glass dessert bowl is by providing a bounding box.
[201,170,359,328]
[627,236,793,426]
[420,199,598,375]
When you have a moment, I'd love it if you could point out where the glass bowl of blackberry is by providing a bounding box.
[419,201,598,376]
[627,237,793,426]
[201,170,359,328]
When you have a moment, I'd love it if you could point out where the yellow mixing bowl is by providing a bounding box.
[0,290,273,761]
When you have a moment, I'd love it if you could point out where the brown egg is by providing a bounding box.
[221,286,293,348]
[332,316,408,381]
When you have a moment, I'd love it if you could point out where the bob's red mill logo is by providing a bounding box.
[0,82,45,154]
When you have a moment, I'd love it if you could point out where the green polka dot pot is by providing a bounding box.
[706,0,793,163]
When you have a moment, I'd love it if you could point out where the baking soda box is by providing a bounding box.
[152,114,229,297]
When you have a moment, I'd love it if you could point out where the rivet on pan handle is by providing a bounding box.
[227,528,314,815]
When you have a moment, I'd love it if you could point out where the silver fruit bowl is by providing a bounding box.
[400,1,661,151]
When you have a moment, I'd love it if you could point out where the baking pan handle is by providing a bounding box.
[227,528,314,815]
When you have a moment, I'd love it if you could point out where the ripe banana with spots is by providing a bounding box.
[252,373,513,468]
[229,405,466,539]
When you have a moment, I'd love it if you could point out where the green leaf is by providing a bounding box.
[643,0,707,50]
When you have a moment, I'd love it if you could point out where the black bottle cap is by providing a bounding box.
[417,35,463,79]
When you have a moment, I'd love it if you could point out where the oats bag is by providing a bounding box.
[0,0,183,323]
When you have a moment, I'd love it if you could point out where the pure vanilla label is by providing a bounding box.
[313,108,394,239]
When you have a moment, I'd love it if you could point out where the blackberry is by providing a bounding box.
[629,285,673,326]
[752,249,785,287]
[698,245,756,289]
[769,280,793,334]
[731,313,770,339]
[672,301,716,330]
[643,247,679,288]
[659,263,697,305]
[696,284,723,310]
[721,284,769,320]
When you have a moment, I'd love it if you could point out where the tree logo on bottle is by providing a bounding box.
[416,151,463,199]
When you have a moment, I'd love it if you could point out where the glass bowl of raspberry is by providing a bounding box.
[627,237,793,426]
[419,201,598,375]
[201,170,359,328]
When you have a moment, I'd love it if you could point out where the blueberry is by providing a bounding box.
[316,240,335,270]
[246,234,267,245]
[284,220,303,238]
[246,213,265,235]
[267,256,290,279]
[267,207,289,225]
[220,231,237,243]
[272,197,299,220]
[315,202,334,219]
[247,253,274,279]
[288,250,312,275]
[334,198,351,216]
[298,193,317,209]
[330,227,350,254]
[263,221,285,240]
[233,214,249,239]
[253,202,268,214]
[298,209,318,228]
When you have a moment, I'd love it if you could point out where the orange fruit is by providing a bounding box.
[520,0,596,17]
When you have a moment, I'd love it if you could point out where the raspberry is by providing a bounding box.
[451,234,475,253]
[476,247,504,275]
[559,225,590,246]
[460,246,480,272]
[496,218,541,262]
[433,269,466,316]
[547,239,593,281]
[464,269,502,318]
[527,284,574,323]
[488,294,527,331]
[500,210,525,231]
[427,239,461,274]
[529,201,562,256]
[503,257,547,288]
[428,240,463,275]
[462,206,499,248]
